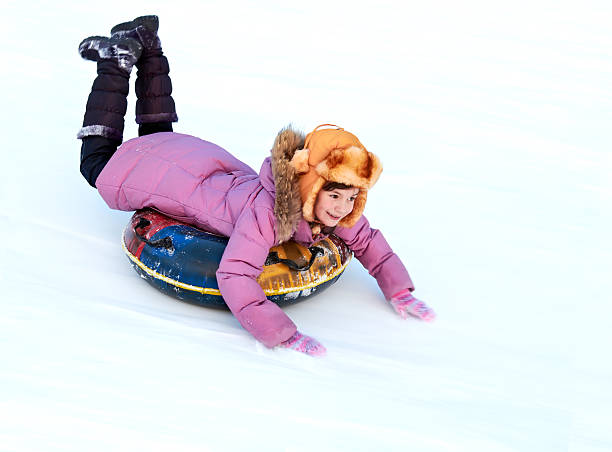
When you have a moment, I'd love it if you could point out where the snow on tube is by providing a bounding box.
[122,209,353,308]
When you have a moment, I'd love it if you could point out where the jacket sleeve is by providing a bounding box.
[334,215,415,299]
[216,206,297,347]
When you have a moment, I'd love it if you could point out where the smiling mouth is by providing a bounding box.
[327,212,341,221]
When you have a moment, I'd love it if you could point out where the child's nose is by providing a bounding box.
[336,201,350,214]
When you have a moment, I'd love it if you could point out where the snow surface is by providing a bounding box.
[1,1,611,451]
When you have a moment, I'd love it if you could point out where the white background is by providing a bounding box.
[1,1,611,450]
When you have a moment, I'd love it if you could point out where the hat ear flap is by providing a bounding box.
[290,148,311,174]
[365,151,383,188]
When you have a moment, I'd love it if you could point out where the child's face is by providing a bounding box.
[313,187,360,227]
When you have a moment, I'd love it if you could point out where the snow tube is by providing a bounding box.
[122,209,353,308]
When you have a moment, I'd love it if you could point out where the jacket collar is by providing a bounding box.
[259,126,306,243]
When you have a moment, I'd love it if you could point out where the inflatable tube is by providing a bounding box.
[122,209,353,308]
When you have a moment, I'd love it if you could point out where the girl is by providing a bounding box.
[77,16,436,357]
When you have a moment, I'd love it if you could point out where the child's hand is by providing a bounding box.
[279,331,327,356]
[389,289,436,322]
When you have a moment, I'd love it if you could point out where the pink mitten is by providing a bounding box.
[390,289,436,322]
[279,331,327,356]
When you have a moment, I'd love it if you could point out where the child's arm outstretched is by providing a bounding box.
[216,206,326,355]
[335,215,436,321]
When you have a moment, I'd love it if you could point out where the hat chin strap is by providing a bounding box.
[309,220,336,238]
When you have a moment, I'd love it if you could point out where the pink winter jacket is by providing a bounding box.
[96,131,414,347]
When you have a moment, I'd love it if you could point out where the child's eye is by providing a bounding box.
[330,194,339,199]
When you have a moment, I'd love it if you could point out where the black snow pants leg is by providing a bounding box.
[79,48,177,188]
[135,47,177,135]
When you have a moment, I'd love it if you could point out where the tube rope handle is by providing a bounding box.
[133,217,175,251]
[265,246,324,271]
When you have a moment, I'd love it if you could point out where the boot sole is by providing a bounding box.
[111,15,159,35]
[78,36,109,61]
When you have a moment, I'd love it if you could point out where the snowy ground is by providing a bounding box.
[1,1,611,451]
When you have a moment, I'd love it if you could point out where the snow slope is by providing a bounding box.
[1,1,611,451]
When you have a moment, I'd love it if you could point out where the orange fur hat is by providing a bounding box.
[290,124,383,228]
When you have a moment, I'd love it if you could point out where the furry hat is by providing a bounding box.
[290,124,382,228]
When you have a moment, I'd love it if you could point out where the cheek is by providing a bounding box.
[313,198,327,218]
[317,196,331,209]
[314,194,324,211]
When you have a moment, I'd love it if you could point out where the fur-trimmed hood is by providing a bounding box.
[268,126,306,243]
[267,124,383,243]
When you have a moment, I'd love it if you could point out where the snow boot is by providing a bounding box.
[78,35,142,74]
[77,34,142,141]
[111,15,178,131]
[110,15,161,51]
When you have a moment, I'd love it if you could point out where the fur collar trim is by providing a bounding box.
[269,125,305,243]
